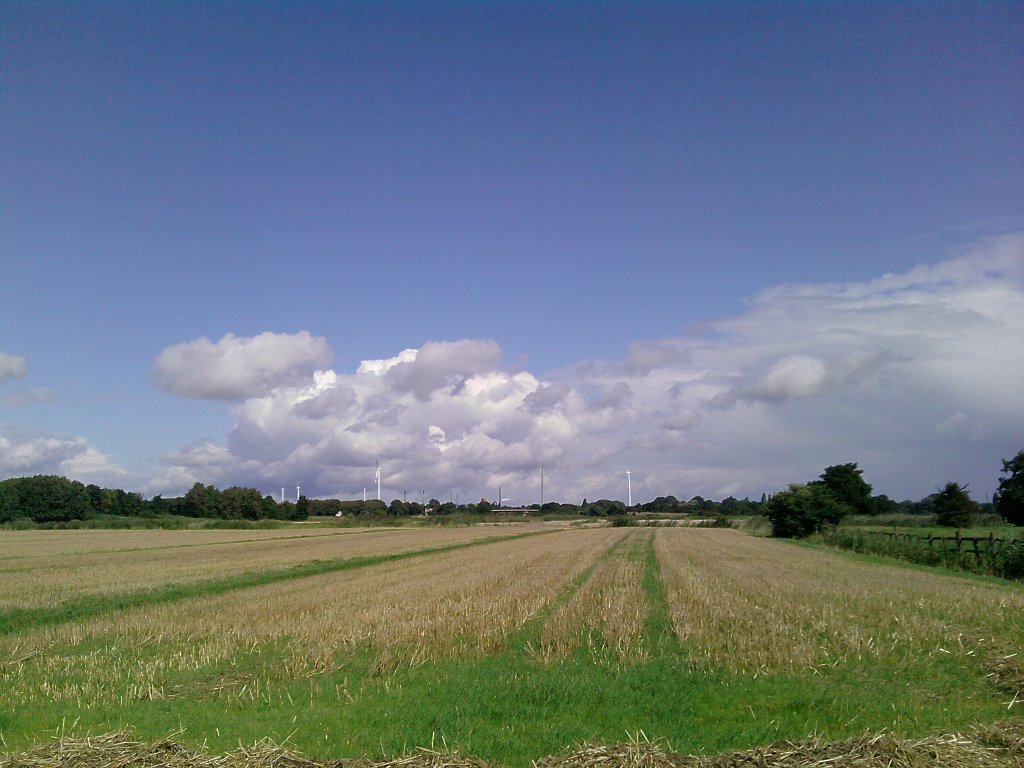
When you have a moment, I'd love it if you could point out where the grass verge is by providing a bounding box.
[2,641,1013,767]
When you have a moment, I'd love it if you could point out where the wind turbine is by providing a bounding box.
[375,459,381,501]
[626,470,631,508]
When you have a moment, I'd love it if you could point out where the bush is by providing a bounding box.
[766,484,850,538]
[692,515,732,529]
[994,543,1024,580]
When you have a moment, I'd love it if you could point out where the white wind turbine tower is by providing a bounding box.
[375,458,381,501]
[626,470,631,508]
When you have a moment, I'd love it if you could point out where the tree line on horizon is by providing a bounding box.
[765,451,1024,537]
[0,450,1021,528]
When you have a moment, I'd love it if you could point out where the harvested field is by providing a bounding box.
[655,528,1024,674]
[0,526,544,610]
[0,527,343,558]
[2,525,1022,766]
[0,529,627,705]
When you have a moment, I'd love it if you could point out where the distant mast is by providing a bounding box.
[626,471,631,508]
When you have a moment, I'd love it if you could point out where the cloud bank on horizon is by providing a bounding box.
[2,233,1022,502]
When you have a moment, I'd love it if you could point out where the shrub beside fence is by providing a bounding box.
[821,528,1024,580]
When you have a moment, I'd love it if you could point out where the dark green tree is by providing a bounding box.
[766,483,850,538]
[813,463,873,515]
[221,486,263,519]
[182,482,222,518]
[261,495,280,518]
[0,480,14,522]
[86,484,104,514]
[872,494,898,516]
[111,488,144,517]
[583,498,626,517]
[933,482,979,528]
[3,476,90,522]
[994,450,1024,526]
[719,496,742,516]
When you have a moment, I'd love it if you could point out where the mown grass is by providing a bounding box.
[0,528,1020,767]
[640,531,677,655]
[3,617,1009,766]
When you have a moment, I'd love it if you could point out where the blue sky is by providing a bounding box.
[2,2,1022,504]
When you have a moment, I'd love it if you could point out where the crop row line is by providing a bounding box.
[514,529,638,656]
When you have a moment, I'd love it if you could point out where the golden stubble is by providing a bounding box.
[655,528,1024,674]
[2,528,623,705]
[0,526,538,610]
[538,530,649,662]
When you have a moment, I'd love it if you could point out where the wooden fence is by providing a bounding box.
[866,530,1022,564]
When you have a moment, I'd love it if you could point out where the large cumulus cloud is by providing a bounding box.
[151,234,1023,503]
[153,331,332,399]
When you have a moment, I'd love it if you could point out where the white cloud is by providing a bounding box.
[2,387,55,406]
[153,331,332,399]
[161,441,235,468]
[384,340,503,401]
[750,355,829,400]
[0,352,28,384]
[152,233,1023,503]
[0,426,126,482]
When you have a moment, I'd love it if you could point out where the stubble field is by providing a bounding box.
[0,524,1021,765]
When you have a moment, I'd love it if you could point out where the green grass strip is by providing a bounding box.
[0,530,550,636]
[641,530,680,655]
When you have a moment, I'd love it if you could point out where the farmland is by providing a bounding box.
[0,525,534,611]
[0,525,1021,765]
